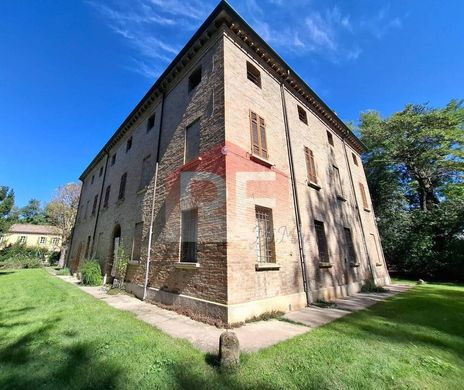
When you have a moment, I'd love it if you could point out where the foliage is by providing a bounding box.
[1,270,463,389]
[360,279,389,293]
[79,259,103,286]
[56,267,72,276]
[360,100,464,281]
[45,182,81,243]
[0,243,48,269]
[19,199,47,225]
[0,186,15,234]
[114,246,129,289]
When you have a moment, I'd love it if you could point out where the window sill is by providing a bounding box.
[375,263,383,267]
[136,187,148,195]
[250,153,275,168]
[307,181,321,191]
[364,207,371,212]
[174,262,200,270]
[337,194,347,202]
[181,157,203,171]
[255,262,281,271]
[350,262,361,267]
[319,262,333,269]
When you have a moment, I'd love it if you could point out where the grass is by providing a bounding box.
[1,269,463,389]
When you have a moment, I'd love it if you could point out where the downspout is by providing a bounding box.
[280,81,312,306]
[91,152,110,257]
[143,91,165,301]
[342,139,376,282]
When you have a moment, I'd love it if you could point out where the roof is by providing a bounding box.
[80,0,366,180]
[8,224,62,236]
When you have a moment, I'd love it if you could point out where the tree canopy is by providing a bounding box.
[0,186,15,234]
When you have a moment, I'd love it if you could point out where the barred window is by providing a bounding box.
[255,206,276,263]
[344,227,356,264]
[250,111,268,159]
[180,208,198,263]
[314,220,329,263]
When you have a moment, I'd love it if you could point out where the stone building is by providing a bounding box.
[68,1,390,323]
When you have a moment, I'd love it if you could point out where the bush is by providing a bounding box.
[361,280,389,293]
[79,260,103,286]
[0,243,47,269]
[48,251,61,266]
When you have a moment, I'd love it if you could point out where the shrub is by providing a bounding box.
[361,280,389,293]
[79,260,103,286]
[0,243,46,269]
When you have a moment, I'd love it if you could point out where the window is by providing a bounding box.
[250,111,268,159]
[91,194,98,216]
[255,206,276,263]
[188,66,202,92]
[118,173,127,200]
[304,146,318,184]
[180,208,198,262]
[314,220,329,263]
[327,131,334,146]
[84,235,91,259]
[39,237,46,245]
[132,222,144,261]
[126,137,132,152]
[333,165,344,197]
[85,200,90,220]
[343,227,356,264]
[246,61,261,88]
[52,237,60,246]
[111,154,116,166]
[359,182,369,210]
[99,166,103,177]
[103,185,111,208]
[185,120,201,163]
[147,113,155,133]
[298,105,308,124]
[140,155,153,190]
[352,153,358,166]
[18,236,27,245]
[91,175,95,185]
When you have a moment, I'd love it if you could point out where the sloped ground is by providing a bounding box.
[0,269,463,389]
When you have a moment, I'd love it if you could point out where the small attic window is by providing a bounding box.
[327,131,334,146]
[188,66,202,92]
[247,61,261,88]
[298,105,308,124]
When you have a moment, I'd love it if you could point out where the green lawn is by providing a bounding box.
[1,269,463,389]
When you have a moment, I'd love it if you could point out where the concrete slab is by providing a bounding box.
[54,273,411,354]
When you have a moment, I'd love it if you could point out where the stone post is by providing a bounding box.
[219,331,240,370]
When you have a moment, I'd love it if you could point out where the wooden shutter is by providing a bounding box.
[359,182,369,209]
[250,111,268,159]
[304,147,317,184]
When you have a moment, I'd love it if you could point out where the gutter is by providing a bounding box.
[143,91,166,301]
[280,81,312,306]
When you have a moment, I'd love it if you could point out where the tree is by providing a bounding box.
[45,183,81,266]
[359,100,464,281]
[0,186,15,234]
[19,199,47,225]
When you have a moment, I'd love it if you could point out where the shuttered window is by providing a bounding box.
[180,208,198,262]
[359,182,369,210]
[118,173,127,200]
[352,153,358,166]
[304,147,318,184]
[91,194,98,216]
[255,206,276,263]
[250,111,268,159]
[103,185,111,208]
[298,105,308,124]
[344,227,356,264]
[333,165,343,196]
[314,220,329,263]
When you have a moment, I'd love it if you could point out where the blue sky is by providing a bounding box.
[0,0,463,208]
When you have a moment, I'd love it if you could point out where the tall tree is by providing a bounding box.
[45,183,81,266]
[0,186,15,234]
[19,199,47,225]
[360,100,464,211]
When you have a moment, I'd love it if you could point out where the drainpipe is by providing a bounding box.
[342,139,376,282]
[280,81,312,306]
[91,151,110,257]
[143,91,165,301]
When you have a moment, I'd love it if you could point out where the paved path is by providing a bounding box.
[55,273,410,354]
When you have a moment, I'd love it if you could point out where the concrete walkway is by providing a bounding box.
[56,273,410,354]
